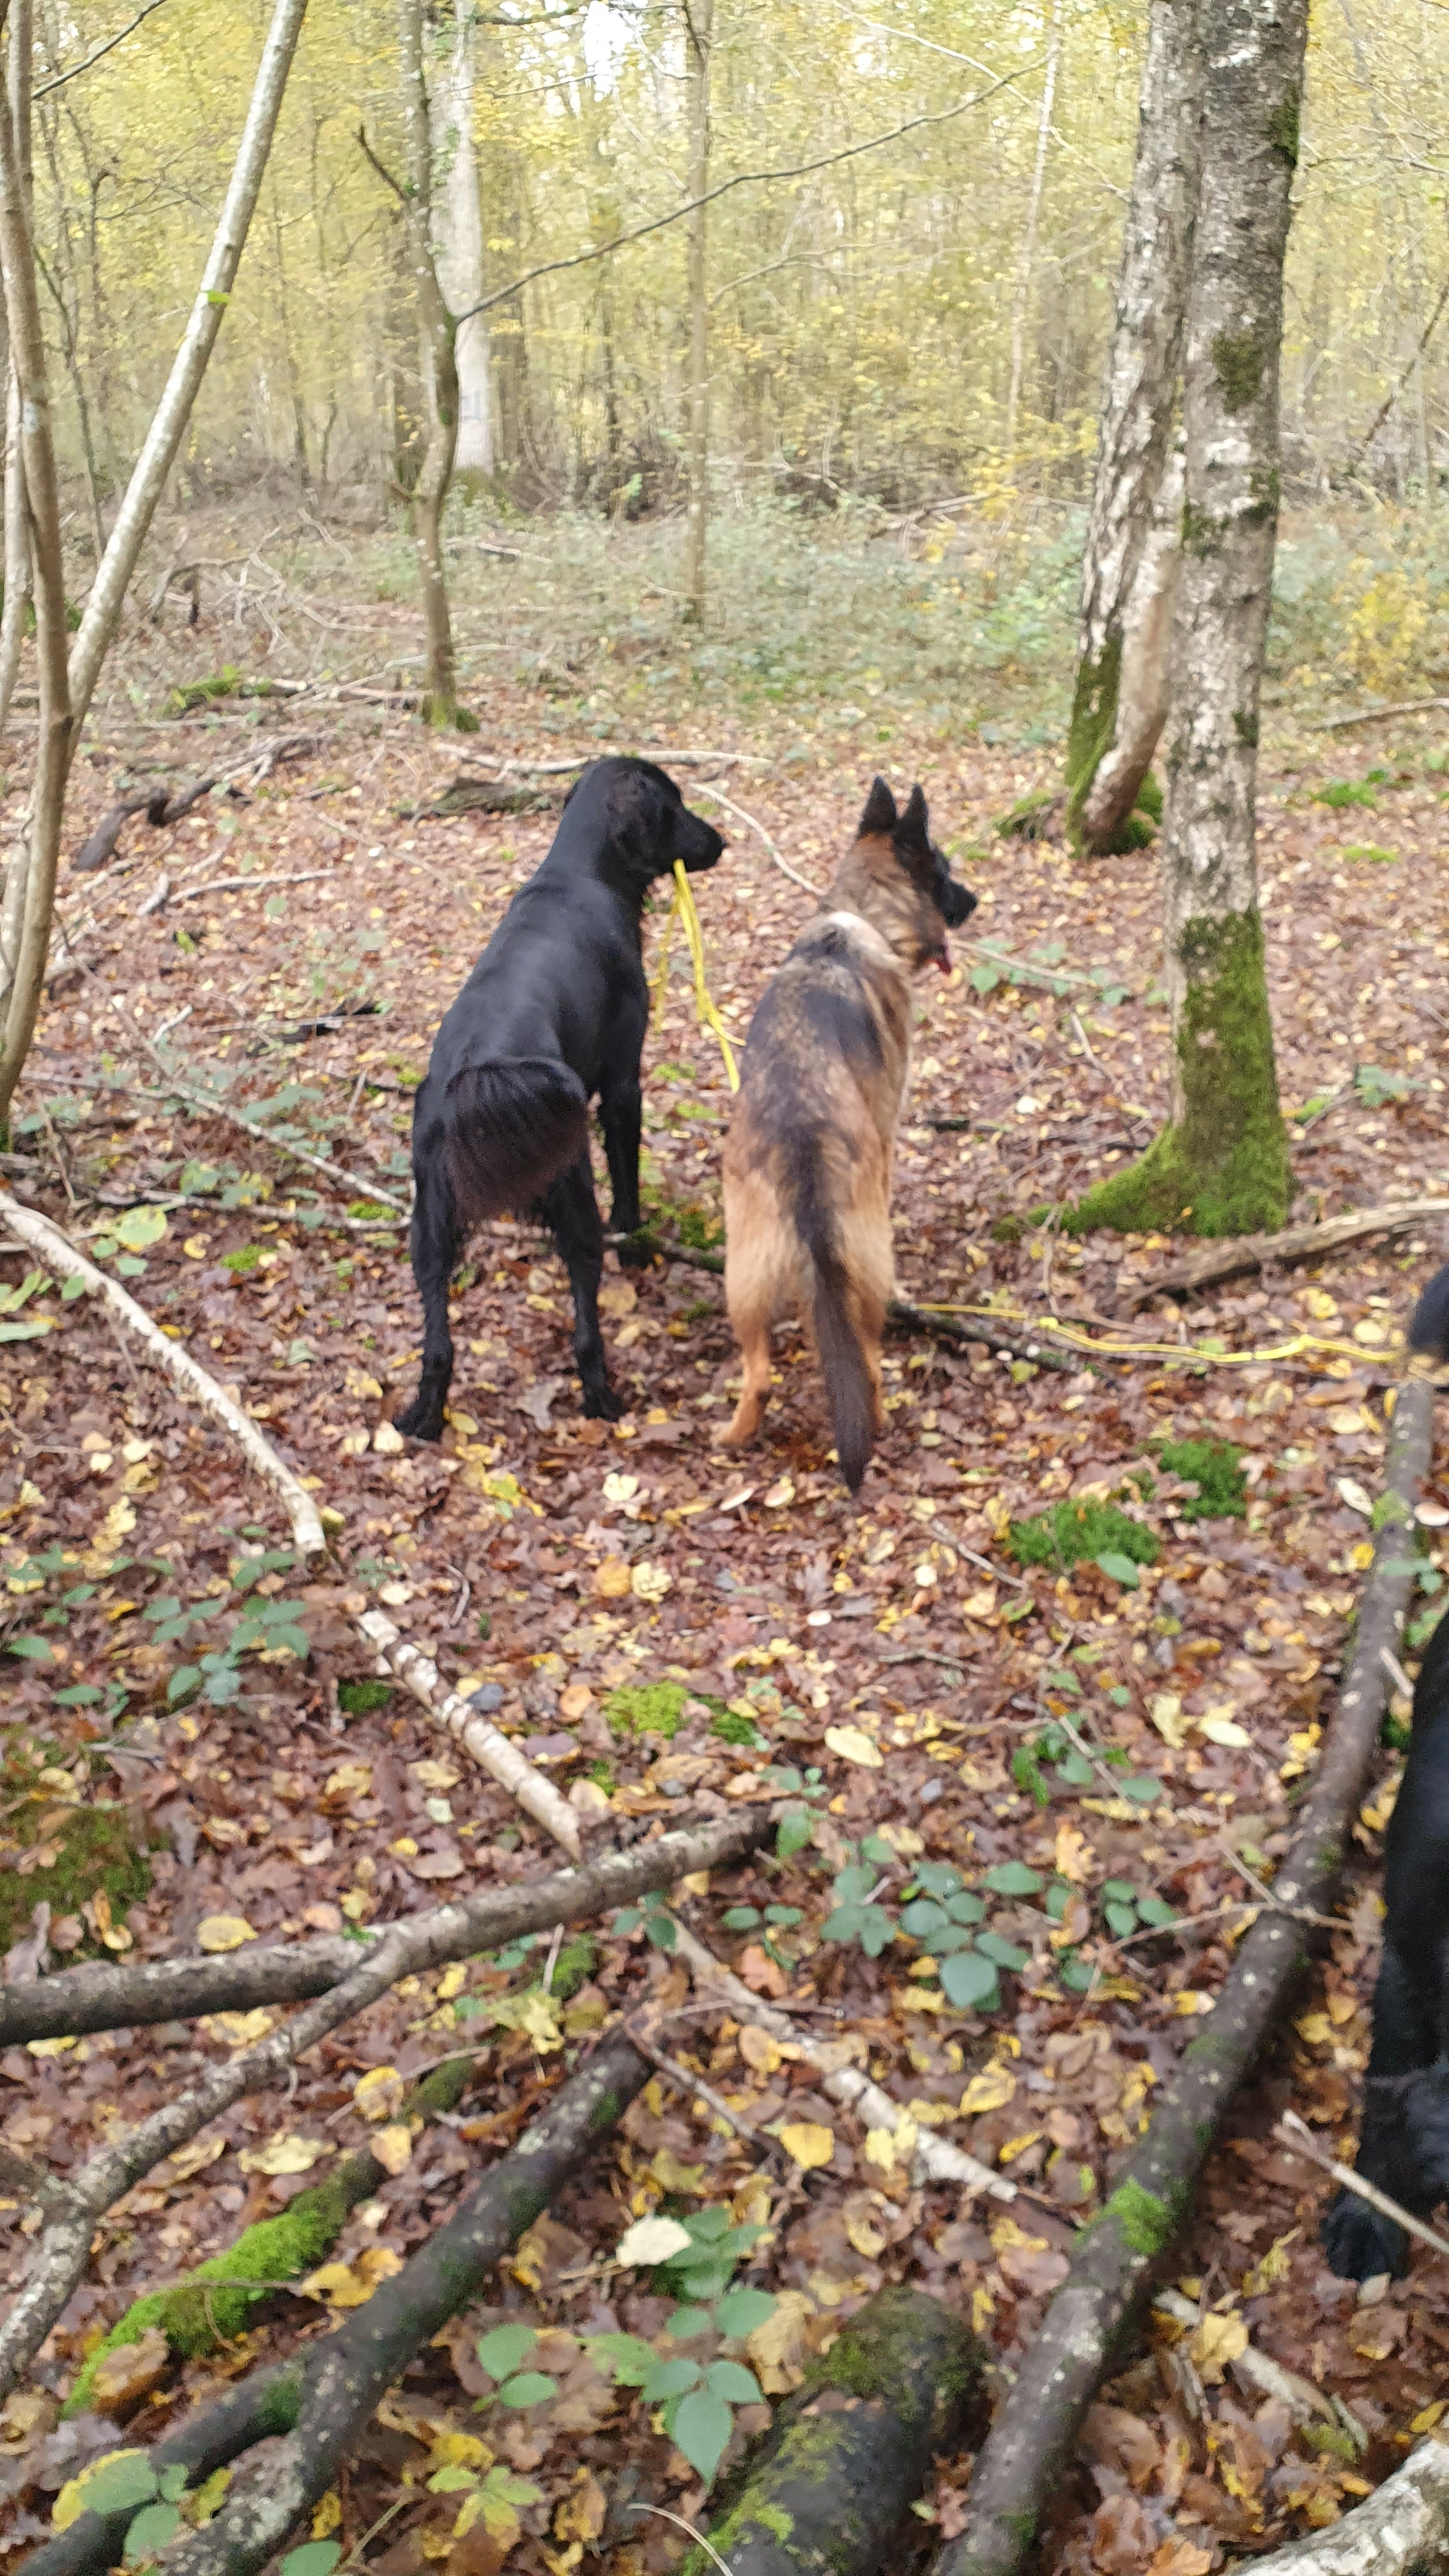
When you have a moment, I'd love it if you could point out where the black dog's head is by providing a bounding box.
[857,776,976,972]
[567,756,724,892]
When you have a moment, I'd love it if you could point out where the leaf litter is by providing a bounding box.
[2,652,1449,2572]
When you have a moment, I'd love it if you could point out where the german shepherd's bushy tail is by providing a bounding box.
[790,1133,877,1494]
[442,1057,589,1222]
[1411,1265,1449,1367]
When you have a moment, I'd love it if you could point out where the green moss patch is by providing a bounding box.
[603,1681,689,1740]
[0,1797,154,1954]
[528,1933,597,2001]
[219,1245,264,1275]
[1157,1438,1246,1522]
[338,1678,392,1715]
[1006,1501,1160,1573]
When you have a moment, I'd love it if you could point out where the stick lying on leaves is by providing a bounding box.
[666,1916,1016,2203]
[0,1192,325,1556]
[0,1809,774,2047]
[0,1924,411,2405]
[1124,1195,1449,1308]
[1273,2108,1449,2269]
[24,2032,651,2576]
[357,1606,582,1857]
[928,1372,1436,2576]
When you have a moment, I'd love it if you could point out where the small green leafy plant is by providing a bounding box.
[1156,1438,1247,1522]
[1006,1499,1160,1577]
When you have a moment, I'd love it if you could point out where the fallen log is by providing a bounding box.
[1232,2435,1449,2572]
[0,1807,772,2046]
[1124,1196,1449,1308]
[684,2285,983,2574]
[929,1372,1435,2576]
[24,2030,650,2576]
[358,1605,580,1856]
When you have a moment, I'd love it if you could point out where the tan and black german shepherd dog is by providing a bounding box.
[721,778,976,1492]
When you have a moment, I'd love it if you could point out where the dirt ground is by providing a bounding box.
[3,579,1449,2573]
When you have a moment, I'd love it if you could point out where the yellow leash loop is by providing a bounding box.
[652,860,739,1092]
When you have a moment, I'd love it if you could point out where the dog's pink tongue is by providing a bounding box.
[937,938,952,974]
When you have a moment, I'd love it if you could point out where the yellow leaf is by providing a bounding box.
[972,2281,995,2334]
[325,1761,372,1802]
[165,2134,227,2182]
[824,1723,883,1770]
[427,2431,493,2474]
[486,1989,564,2051]
[1190,2309,1248,2383]
[631,1560,671,1602]
[238,2133,332,2177]
[414,1758,461,1792]
[1295,2012,1333,2046]
[1172,1991,1215,2018]
[1054,1820,1092,1885]
[864,2115,917,2173]
[1198,1706,1251,1749]
[843,2203,888,2258]
[739,2026,783,2076]
[746,2287,815,2392]
[311,2493,342,2540]
[779,2121,836,2171]
[196,1915,257,1954]
[1242,2231,1298,2298]
[302,2246,403,2307]
[354,2066,406,2122]
[371,2124,413,2176]
[1301,1287,1338,1321]
[553,2471,608,2545]
[372,1422,404,1455]
[999,2130,1043,2165]
[593,1557,632,1598]
[1149,1693,1186,1747]
[437,1963,467,2001]
[1411,2400,1449,2434]
[183,1235,209,1260]
[960,2063,1016,2119]
[598,1280,637,1318]
[200,2010,274,2047]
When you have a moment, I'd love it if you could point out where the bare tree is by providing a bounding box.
[683,0,714,622]
[0,0,29,747]
[1064,0,1203,854]
[431,0,493,484]
[1004,0,1062,467]
[1070,0,1304,1240]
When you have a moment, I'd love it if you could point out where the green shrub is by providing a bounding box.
[1006,1500,1160,1571]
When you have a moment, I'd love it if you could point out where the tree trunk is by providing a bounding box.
[1067,0,1302,1241]
[66,0,309,736]
[0,0,71,1140]
[683,0,714,622]
[686,2288,983,2575]
[1004,0,1062,468]
[429,0,493,481]
[397,0,466,728]
[1066,0,1202,854]
[0,0,29,755]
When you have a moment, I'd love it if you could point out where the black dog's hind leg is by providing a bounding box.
[395,1159,459,1442]
[1324,1940,1439,2280]
[600,1068,648,1264]
[543,1150,622,1419]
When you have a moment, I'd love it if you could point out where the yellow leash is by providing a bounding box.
[911,1303,1397,1372]
[652,860,739,1092]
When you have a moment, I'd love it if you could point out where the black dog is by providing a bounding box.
[1323,1263,1449,2279]
[395,757,723,1440]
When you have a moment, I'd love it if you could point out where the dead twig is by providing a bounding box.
[1124,1196,1449,1308]
[1275,2110,1449,2269]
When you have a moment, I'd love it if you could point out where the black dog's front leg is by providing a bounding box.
[542,1150,622,1419]
[1324,1940,1439,2280]
[395,1160,459,1442]
[600,1070,647,1263]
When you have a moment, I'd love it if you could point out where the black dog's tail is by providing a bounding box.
[1411,1264,1449,1366]
[788,1135,875,1495]
[442,1057,589,1223]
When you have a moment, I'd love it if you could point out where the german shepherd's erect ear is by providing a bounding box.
[857,776,899,839]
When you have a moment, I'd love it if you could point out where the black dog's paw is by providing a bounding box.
[582,1381,625,1422]
[615,1232,655,1271]
[1322,2186,1409,2281]
[394,1394,445,1444]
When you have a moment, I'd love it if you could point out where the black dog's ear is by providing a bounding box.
[858,776,897,838]
[897,783,931,848]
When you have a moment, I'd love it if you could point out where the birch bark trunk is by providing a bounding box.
[1066,0,1202,855]
[683,0,714,623]
[429,1,492,482]
[397,0,467,727]
[1004,0,1062,469]
[1071,0,1302,1238]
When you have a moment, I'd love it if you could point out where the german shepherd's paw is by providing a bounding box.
[582,1381,626,1422]
[1322,2186,1409,2281]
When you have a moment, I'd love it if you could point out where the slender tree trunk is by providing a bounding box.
[430,0,493,482]
[66,0,309,736]
[397,0,466,727]
[0,282,27,749]
[683,0,714,622]
[1066,0,1202,854]
[1004,0,1062,468]
[1070,0,1303,1241]
[0,0,72,1136]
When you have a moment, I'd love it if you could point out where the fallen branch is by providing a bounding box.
[1124,1197,1449,1308]
[0,1808,773,2046]
[688,2286,983,2573]
[1312,696,1449,732]
[929,1372,1435,2576]
[1245,2438,1449,2573]
[887,1294,1078,1374]
[1273,2108,1449,2269]
[693,778,820,895]
[30,2031,650,2576]
[0,1922,411,2404]
[65,2048,482,2406]
[667,1915,1016,2203]
[1151,2286,1334,2427]
[357,1607,581,1856]
[0,1192,324,1555]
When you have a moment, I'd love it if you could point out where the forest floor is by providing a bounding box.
[3,514,1449,2575]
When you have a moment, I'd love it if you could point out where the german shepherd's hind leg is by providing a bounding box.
[542,1149,622,1420]
[395,1158,460,1442]
[723,1301,773,1449]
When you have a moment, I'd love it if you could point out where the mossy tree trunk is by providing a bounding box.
[1066,0,1202,856]
[1070,0,1303,1239]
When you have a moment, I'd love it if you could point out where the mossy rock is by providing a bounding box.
[0,1794,155,1954]
[1157,1437,1246,1522]
[995,792,1062,842]
[602,1680,690,1740]
[1006,1500,1160,1572]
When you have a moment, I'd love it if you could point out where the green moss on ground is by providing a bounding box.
[1006,1501,1160,1572]
[603,1681,689,1740]
[0,1797,155,1954]
[1064,908,1291,1238]
[1157,1437,1246,1521]
[337,1678,392,1715]
[527,1933,597,2001]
